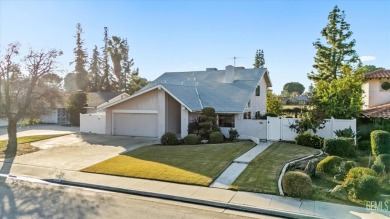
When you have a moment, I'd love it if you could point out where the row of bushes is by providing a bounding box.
[283,158,383,199]
[161,131,227,145]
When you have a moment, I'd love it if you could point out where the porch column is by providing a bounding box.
[157,89,166,137]
[181,107,188,138]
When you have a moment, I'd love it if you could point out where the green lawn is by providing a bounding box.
[82,141,255,186]
[230,142,320,194]
[0,134,67,157]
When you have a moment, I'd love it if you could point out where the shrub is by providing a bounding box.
[334,127,356,138]
[294,132,323,149]
[161,132,180,145]
[343,167,377,189]
[209,131,224,144]
[202,107,216,116]
[282,171,312,198]
[323,138,355,157]
[358,140,371,150]
[188,120,199,134]
[344,161,355,172]
[371,163,385,174]
[371,130,390,156]
[228,129,239,141]
[183,134,199,145]
[353,175,379,199]
[316,156,342,173]
[375,154,390,172]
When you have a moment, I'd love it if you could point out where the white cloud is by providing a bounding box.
[360,56,376,62]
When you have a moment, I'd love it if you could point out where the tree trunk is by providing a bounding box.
[5,118,17,158]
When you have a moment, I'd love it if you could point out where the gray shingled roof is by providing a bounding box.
[86,92,123,107]
[140,67,271,113]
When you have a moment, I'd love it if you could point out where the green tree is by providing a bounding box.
[357,65,384,74]
[66,91,87,126]
[100,27,112,91]
[71,23,89,91]
[64,73,77,92]
[283,82,305,95]
[88,45,101,92]
[312,66,364,119]
[253,49,265,68]
[308,6,360,82]
[127,68,148,95]
[266,90,282,115]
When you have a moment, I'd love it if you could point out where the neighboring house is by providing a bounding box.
[41,92,126,124]
[362,69,390,118]
[293,94,310,105]
[97,65,272,138]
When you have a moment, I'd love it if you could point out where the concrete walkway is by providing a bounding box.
[1,161,389,219]
[210,142,273,189]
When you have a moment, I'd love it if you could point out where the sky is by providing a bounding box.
[1,0,389,94]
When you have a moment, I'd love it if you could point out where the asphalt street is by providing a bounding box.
[0,178,279,219]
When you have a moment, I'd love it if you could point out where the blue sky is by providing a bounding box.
[1,0,389,93]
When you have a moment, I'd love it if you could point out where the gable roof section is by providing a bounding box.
[100,67,272,113]
[85,92,124,107]
[366,69,390,80]
[362,103,390,119]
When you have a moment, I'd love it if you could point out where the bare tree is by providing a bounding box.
[0,43,63,157]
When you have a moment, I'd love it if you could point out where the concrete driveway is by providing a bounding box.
[0,124,79,140]
[0,125,159,171]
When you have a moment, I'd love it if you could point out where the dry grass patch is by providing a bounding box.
[82,141,254,186]
[0,134,67,158]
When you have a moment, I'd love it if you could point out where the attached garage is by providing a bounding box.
[113,112,158,137]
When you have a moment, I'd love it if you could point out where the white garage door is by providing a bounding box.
[113,113,158,137]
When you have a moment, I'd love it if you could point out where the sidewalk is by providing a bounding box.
[1,161,389,219]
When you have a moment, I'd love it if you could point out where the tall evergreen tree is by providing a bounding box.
[253,49,265,68]
[101,27,112,91]
[308,6,360,82]
[88,45,102,92]
[71,23,89,91]
[121,39,134,92]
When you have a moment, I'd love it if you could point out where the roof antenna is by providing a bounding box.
[229,56,243,67]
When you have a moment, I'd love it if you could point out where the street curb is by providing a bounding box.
[44,179,324,219]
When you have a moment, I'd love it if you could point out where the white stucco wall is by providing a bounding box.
[244,76,268,116]
[365,79,390,108]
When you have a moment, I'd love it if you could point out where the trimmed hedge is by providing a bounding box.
[209,131,224,144]
[161,132,180,145]
[371,163,385,174]
[323,138,355,157]
[316,156,342,173]
[282,171,312,198]
[374,154,390,173]
[354,175,379,199]
[371,130,390,156]
[183,134,199,145]
[343,167,377,189]
[294,132,323,149]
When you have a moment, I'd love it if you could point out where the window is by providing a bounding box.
[246,100,251,108]
[243,112,251,120]
[255,85,260,96]
[218,114,235,127]
[255,111,261,119]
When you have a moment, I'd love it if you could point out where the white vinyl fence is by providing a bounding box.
[80,113,106,134]
[221,119,267,144]
[267,117,356,143]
